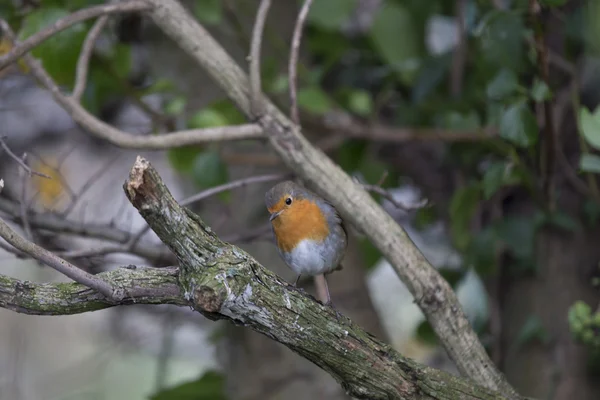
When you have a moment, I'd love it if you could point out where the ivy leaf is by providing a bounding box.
[580,107,600,150]
[450,183,481,250]
[477,11,526,73]
[539,0,567,6]
[149,370,227,400]
[493,217,535,263]
[516,315,550,349]
[19,7,87,86]
[347,90,373,117]
[168,147,203,173]
[531,78,551,102]
[308,0,356,30]
[297,87,333,115]
[192,150,229,190]
[482,162,523,199]
[499,100,538,148]
[416,320,438,346]
[486,69,519,100]
[194,0,222,25]
[580,153,600,173]
[465,227,497,276]
[370,2,422,85]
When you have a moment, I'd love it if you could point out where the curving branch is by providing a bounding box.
[0,20,264,149]
[0,266,183,315]
[142,1,519,397]
[120,156,507,400]
[0,1,151,71]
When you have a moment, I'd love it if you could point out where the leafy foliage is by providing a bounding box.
[149,371,227,400]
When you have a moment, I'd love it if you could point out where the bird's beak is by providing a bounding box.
[269,210,282,221]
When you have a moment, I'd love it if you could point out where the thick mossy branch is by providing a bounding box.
[123,156,507,400]
[0,267,184,315]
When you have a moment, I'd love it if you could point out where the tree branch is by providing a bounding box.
[0,1,151,71]
[249,0,271,116]
[0,216,118,298]
[72,15,108,102]
[0,19,263,149]
[142,2,519,397]
[121,156,507,400]
[0,266,183,315]
[289,0,314,125]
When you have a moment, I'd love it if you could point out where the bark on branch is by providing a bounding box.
[121,156,506,400]
[0,266,183,315]
[142,1,518,397]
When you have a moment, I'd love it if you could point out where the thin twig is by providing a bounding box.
[18,163,33,240]
[529,0,558,209]
[0,216,116,298]
[362,184,429,212]
[179,173,288,206]
[0,137,51,178]
[450,0,467,97]
[249,0,272,117]
[72,15,108,101]
[0,1,150,71]
[289,0,314,125]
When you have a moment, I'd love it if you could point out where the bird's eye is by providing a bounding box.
[285,197,292,205]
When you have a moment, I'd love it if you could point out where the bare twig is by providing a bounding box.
[249,0,272,117]
[0,216,116,298]
[362,184,429,212]
[529,0,558,209]
[0,137,51,178]
[450,0,467,97]
[0,1,151,71]
[72,15,108,101]
[179,173,288,206]
[289,0,314,125]
[18,165,33,240]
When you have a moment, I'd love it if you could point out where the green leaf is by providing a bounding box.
[439,268,466,288]
[149,370,227,400]
[168,147,203,173]
[539,0,567,6]
[19,7,87,86]
[194,0,222,25]
[580,153,600,173]
[440,111,481,131]
[516,315,549,348]
[188,109,229,129]
[416,320,438,346]
[499,100,538,148]
[142,78,177,96]
[336,140,367,173]
[359,238,382,270]
[477,11,526,73]
[297,87,333,115]
[308,0,357,30]
[412,53,451,103]
[370,2,421,85]
[493,217,535,262]
[486,69,519,100]
[465,227,497,276]
[580,107,600,150]
[450,184,481,250]
[482,161,523,199]
[347,90,373,117]
[583,199,600,226]
[165,96,187,116]
[531,78,551,102]
[192,150,229,190]
[536,211,580,232]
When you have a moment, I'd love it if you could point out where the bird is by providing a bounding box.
[264,180,347,306]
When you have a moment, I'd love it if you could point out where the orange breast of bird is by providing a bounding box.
[271,199,330,253]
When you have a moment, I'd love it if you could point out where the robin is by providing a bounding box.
[265,180,347,305]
